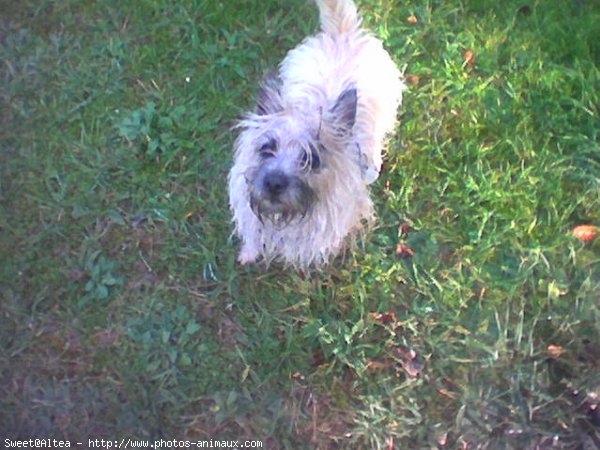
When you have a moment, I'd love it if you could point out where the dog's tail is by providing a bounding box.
[315,0,361,35]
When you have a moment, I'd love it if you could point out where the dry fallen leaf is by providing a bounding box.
[396,243,415,259]
[290,371,305,381]
[395,344,424,378]
[366,359,389,370]
[398,222,413,235]
[437,387,458,400]
[547,344,565,359]
[370,311,398,325]
[572,224,599,242]
[463,49,476,68]
[406,74,420,85]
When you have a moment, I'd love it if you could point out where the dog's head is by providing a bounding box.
[236,74,358,227]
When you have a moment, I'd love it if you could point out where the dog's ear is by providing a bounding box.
[256,72,283,115]
[329,88,357,131]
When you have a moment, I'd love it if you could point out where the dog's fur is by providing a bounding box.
[228,0,404,267]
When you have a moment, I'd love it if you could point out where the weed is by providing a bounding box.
[80,246,123,307]
[117,101,201,163]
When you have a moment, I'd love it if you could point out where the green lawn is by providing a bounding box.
[1,0,599,448]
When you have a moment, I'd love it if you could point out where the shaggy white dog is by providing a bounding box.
[229,0,404,267]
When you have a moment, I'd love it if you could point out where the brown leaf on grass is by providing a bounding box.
[366,359,390,370]
[572,224,599,242]
[394,344,424,378]
[290,371,305,381]
[547,344,565,359]
[370,311,398,325]
[463,50,476,68]
[439,377,460,395]
[395,344,417,360]
[406,74,420,85]
[403,360,423,378]
[396,243,415,259]
[437,387,458,400]
[399,222,413,235]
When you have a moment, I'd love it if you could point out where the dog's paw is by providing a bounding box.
[237,245,260,265]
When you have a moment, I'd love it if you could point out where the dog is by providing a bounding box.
[228,0,404,267]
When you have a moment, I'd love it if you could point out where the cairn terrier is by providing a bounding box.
[229,0,404,267]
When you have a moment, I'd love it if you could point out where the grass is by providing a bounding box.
[1,0,599,448]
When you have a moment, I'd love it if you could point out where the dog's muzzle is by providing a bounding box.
[248,169,316,226]
[263,171,289,197]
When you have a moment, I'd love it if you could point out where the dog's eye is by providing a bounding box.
[301,143,321,170]
[258,138,277,158]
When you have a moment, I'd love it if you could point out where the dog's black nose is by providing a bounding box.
[263,171,289,196]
